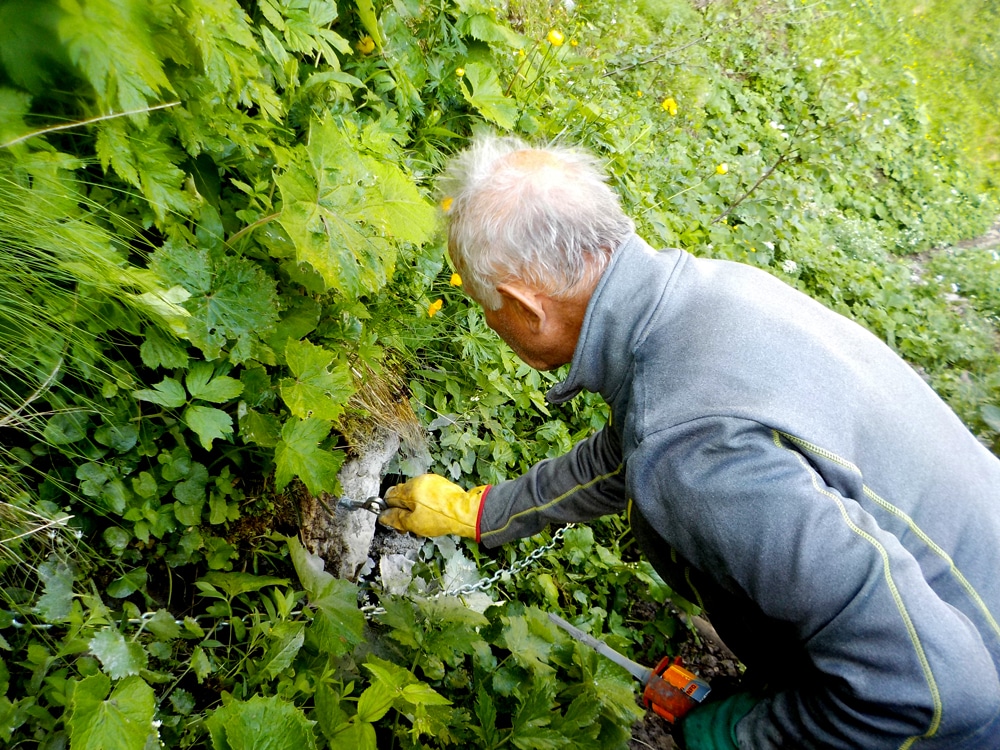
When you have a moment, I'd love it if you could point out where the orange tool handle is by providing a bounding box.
[642,657,712,723]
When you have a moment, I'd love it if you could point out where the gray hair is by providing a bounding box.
[438,134,634,310]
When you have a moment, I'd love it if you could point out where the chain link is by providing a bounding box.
[360,524,574,617]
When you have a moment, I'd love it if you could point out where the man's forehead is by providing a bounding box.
[505,149,562,170]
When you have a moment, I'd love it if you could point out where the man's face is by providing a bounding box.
[480,294,580,372]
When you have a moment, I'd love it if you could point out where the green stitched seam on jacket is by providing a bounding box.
[773,431,941,746]
[780,431,1000,641]
[482,464,625,540]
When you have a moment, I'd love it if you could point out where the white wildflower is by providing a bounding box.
[781,259,799,274]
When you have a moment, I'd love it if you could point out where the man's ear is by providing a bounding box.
[496,282,547,332]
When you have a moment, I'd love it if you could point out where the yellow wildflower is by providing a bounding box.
[455,67,465,77]
[450,273,463,287]
[716,163,729,175]
[356,36,375,54]
[547,29,565,46]
[661,97,678,116]
[440,196,454,212]
[428,299,444,317]
[570,39,578,47]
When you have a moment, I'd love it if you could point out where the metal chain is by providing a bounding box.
[11,527,575,628]
[360,523,575,617]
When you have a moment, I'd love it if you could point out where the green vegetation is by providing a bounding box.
[1,0,997,747]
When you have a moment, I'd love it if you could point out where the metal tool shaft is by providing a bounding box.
[548,612,652,684]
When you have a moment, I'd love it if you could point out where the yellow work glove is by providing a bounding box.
[378,474,490,540]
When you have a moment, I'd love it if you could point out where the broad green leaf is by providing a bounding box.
[365,161,437,245]
[43,411,90,445]
[279,339,353,421]
[355,0,382,47]
[500,613,554,674]
[68,675,155,750]
[107,568,147,598]
[356,680,394,723]
[461,62,518,130]
[140,325,189,369]
[273,418,344,494]
[191,646,213,682]
[198,572,289,598]
[206,695,316,750]
[401,682,452,706]
[151,242,279,362]
[89,628,147,679]
[183,404,233,450]
[255,621,304,683]
[332,720,376,750]
[93,423,139,453]
[287,537,364,656]
[275,118,402,297]
[34,558,74,623]
[134,377,187,409]
[239,409,282,448]
[186,361,244,403]
[145,609,181,641]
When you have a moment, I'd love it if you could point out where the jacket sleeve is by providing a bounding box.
[478,425,627,547]
[632,417,1000,749]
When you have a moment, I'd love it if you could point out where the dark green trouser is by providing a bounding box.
[629,504,814,691]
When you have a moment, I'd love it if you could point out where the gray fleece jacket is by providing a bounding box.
[478,234,1000,748]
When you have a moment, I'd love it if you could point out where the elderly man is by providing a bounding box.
[379,134,1000,749]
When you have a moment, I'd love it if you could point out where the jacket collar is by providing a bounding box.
[546,234,681,405]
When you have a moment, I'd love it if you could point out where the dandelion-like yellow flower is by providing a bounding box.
[440,196,454,212]
[570,39,578,47]
[455,67,465,77]
[450,273,463,287]
[661,97,678,116]
[716,163,729,175]
[356,36,375,54]
[428,299,444,317]
[547,29,565,46]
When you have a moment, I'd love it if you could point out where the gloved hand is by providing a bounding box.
[378,474,490,539]
[678,692,758,750]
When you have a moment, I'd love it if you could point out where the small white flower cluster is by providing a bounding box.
[781,259,799,274]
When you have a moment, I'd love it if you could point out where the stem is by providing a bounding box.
[0,358,62,428]
[1,101,181,150]
[226,212,281,247]
[600,35,709,79]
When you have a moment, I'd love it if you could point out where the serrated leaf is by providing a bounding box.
[275,118,402,297]
[186,361,244,403]
[501,614,554,675]
[365,162,436,245]
[191,646,212,681]
[198,572,289,598]
[151,242,279,362]
[256,621,304,683]
[287,537,364,656]
[400,682,452,706]
[68,675,155,750]
[205,695,316,750]
[89,629,148,679]
[279,339,353,421]
[134,377,187,409]
[140,326,189,369]
[461,62,518,130]
[273,418,344,494]
[146,609,181,641]
[183,404,233,450]
[239,409,282,447]
[34,558,74,623]
[356,680,394,723]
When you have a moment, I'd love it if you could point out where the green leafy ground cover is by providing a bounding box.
[1,0,998,747]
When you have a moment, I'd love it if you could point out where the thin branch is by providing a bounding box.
[226,212,282,247]
[0,358,63,428]
[711,150,792,225]
[600,35,709,78]
[0,101,182,150]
